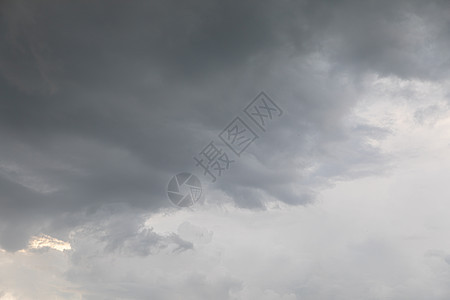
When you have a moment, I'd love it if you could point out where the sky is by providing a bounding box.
[1,0,450,299]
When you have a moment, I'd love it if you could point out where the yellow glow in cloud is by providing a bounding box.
[0,292,17,300]
[28,234,71,252]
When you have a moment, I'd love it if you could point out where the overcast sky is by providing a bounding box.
[1,0,450,299]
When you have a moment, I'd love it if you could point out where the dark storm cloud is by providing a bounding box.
[0,0,314,250]
[0,0,448,252]
[322,0,450,79]
[67,207,193,258]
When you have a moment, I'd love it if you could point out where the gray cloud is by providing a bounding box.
[0,0,439,250]
[1,0,450,297]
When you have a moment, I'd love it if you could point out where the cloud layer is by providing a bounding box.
[1,0,450,299]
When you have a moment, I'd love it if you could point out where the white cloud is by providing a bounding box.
[2,0,450,298]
